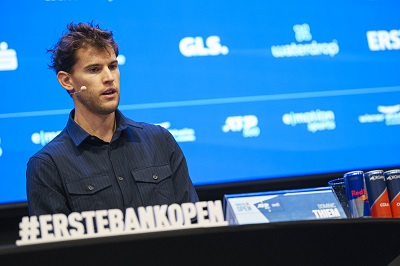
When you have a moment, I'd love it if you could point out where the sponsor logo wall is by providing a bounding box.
[1,0,400,204]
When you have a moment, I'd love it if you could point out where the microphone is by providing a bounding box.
[70,86,87,95]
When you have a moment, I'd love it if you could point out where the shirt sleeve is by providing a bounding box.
[26,156,71,216]
[163,128,199,204]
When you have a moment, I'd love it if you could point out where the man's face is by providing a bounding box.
[70,46,120,116]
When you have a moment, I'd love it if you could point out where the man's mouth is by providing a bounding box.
[102,88,116,95]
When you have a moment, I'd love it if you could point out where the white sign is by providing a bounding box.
[16,200,228,246]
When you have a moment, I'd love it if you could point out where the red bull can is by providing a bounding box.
[364,170,392,218]
[344,171,370,218]
[383,169,400,218]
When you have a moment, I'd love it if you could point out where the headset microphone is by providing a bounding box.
[70,86,87,95]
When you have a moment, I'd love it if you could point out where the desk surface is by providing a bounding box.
[1,219,399,266]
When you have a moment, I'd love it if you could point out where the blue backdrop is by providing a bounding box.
[1,0,400,204]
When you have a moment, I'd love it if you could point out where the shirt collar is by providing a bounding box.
[66,109,142,146]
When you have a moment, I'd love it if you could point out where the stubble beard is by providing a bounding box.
[77,93,120,116]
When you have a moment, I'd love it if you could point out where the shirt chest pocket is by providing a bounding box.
[65,175,112,212]
[131,164,175,206]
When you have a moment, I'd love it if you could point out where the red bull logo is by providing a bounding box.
[344,171,370,218]
[351,188,366,197]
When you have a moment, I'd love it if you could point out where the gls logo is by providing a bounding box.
[179,36,229,57]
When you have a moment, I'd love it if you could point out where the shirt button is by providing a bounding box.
[152,174,158,180]
[118,176,124,181]
[88,185,94,191]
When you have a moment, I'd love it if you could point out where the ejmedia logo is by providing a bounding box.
[31,130,61,146]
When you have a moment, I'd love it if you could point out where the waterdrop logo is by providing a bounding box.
[31,130,61,146]
[222,115,260,138]
[282,109,336,133]
[179,36,229,57]
[271,23,340,58]
[0,41,18,71]
[358,104,400,126]
[293,24,312,42]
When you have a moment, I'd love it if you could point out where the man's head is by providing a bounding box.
[48,21,119,74]
[50,22,121,116]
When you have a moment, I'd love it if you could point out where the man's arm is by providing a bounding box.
[164,129,199,204]
[26,156,71,216]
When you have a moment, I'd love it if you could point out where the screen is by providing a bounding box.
[1,0,400,205]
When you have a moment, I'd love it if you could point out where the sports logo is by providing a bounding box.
[282,109,336,133]
[222,115,260,138]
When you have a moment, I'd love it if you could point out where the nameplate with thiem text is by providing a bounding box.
[224,187,347,225]
[16,200,228,246]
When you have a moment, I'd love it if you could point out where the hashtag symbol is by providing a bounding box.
[19,216,40,241]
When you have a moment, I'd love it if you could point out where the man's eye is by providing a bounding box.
[109,64,118,70]
[89,67,99,72]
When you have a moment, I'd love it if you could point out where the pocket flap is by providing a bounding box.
[131,165,172,184]
[66,175,111,195]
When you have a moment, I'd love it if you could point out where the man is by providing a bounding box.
[26,22,199,216]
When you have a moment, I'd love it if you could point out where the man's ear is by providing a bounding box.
[57,71,74,94]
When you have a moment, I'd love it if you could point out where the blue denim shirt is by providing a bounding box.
[26,109,199,215]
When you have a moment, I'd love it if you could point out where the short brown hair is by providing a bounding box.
[47,21,119,74]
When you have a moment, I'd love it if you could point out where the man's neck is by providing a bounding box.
[74,110,116,143]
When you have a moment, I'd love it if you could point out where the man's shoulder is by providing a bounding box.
[29,129,72,160]
[124,117,169,134]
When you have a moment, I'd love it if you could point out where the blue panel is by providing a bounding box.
[0,0,400,204]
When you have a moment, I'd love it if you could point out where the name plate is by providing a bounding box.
[224,187,347,225]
